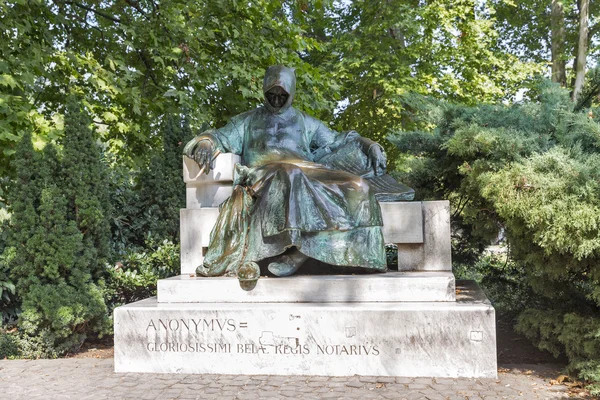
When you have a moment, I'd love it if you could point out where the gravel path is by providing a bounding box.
[0,358,580,399]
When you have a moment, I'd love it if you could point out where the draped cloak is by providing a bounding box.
[190,66,387,276]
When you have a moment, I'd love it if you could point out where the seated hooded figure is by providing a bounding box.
[184,65,412,279]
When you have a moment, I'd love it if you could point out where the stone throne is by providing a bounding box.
[113,154,497,377]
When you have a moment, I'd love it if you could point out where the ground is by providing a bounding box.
[0,312,593,400]
[0,357,588,399]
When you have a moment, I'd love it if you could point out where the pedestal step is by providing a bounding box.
[114,281,496,378]
[157,271,456,303]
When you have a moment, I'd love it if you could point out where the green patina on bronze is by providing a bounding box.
[184,65,414,281]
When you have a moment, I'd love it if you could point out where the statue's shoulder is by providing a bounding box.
[230,108,258,123]
[297,110,326,130]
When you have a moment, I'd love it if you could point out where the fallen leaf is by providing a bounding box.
[375,383,385,388]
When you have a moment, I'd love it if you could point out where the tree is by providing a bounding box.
[390,78,600,393]
[17,185,108,357]
[60,98,112,278]
[136,114,192,244]
[551,0,567,86]
[572,0,590,100]
[2,102,110,357]
[492,0,599,95]
[321,0,542,160]
[0,0,339,198]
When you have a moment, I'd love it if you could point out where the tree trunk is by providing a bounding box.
[550,0,566,86]
[572,0,589,101]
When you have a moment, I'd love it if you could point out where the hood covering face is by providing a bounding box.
[263,65,296,114]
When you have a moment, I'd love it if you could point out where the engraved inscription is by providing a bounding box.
[146,318,236,332]
[144,319,381,357]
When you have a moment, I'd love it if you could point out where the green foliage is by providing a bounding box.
[103,239,179,312]
[0,0,558,192]
[110,113,190,252]
[60,98,113,278]
[480,149,600,272]
[108,163,144,253]
[390,78,600,388]
[325,0,542,160]
[0,0,339,191]
[2,100,110,357]
[19,280,108,356]
[0,331,20,359]
[0,329,67,359]
[0,271,17,325]
[385,244,398,268]
[455,253,544,316]
[491,0,599,70]
[515,311,600,395]
[0,0,597,368]
[389,80,570,261]
[0,213,17,325]
[575,67,600,111]
[136,115,191,243]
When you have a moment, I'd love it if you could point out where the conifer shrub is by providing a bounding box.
[2,99,111,357]
[119,114,191,247]
[390,79,600,393]
[454,254,541,316]
[60,100,112,279]
[104,114,188,312]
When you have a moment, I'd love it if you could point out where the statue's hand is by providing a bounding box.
[366,144,387,176]
[193,140,214,174]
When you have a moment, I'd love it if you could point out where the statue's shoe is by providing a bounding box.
[268,249,308,277]
[196,264,209,276]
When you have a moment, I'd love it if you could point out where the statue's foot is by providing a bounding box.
[268,249,308,277]
[196,264,209,277]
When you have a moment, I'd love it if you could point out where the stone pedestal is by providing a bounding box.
[114,281,496,378]
[113,153,498,378]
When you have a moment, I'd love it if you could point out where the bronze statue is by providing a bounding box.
[184,65,413,282]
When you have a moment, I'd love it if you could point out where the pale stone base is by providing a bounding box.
[158,272,456,303]
[114,281,496,378]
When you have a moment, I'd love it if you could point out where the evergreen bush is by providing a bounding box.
[60,99,113,279]
[111,114,191,251]
[137,114,191,243]
[2,99,111,357]
[390,78,600,393]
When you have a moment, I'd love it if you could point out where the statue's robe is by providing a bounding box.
[192,67,387,276]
